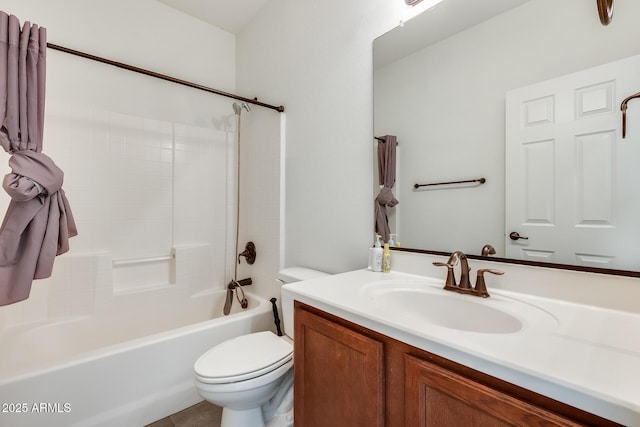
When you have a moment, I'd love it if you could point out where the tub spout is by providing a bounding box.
[223,279,251,315]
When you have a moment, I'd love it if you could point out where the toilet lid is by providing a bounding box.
[194,331,293,382]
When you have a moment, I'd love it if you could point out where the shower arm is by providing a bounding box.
[621,92,640,138]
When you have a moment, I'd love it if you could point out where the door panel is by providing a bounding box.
[506,55,640,269]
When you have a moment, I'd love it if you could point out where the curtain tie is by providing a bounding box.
[3,151,64,201]
[376,186,398,208]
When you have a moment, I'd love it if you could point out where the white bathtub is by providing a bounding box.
[0,289,274,427]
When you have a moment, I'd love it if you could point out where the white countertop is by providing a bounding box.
[282,269,640,426]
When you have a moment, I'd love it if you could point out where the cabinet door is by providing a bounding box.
[294,306,384,427]
[405,354,581,427]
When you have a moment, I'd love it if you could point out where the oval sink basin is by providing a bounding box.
[360,280,557,334]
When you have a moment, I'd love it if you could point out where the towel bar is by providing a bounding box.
[112,254,175,267]
[414,177,486,189]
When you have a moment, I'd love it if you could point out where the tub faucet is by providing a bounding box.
[223,278,252,315]
[433,251,503,298]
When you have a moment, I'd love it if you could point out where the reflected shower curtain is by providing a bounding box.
[374,135,398,243]
[0,11,77,306]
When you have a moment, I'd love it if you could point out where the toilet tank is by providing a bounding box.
[278,267,329,338]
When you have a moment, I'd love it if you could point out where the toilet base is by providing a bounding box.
[266,410,294,427]
[221,406,265,427]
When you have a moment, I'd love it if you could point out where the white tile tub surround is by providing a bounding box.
[41,101,235,268]
[0,243,220,330]
[0,0,284,329]
[0,100,234,326]
[0,254,112,328]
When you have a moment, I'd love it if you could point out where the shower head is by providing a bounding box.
[232,101,251,115]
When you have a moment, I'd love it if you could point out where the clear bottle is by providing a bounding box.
[368,235,383,272]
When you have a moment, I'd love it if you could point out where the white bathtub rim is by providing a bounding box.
[0,291,272,387]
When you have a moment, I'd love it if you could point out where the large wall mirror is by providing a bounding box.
[373,0,640,275]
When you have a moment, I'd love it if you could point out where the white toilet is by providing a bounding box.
[193,267,328,427]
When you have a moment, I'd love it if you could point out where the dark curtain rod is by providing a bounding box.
[46,42,285,113]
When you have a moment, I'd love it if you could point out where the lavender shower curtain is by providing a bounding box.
[374,135,398,243]
[0,11,77,306]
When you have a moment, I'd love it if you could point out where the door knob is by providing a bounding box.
[509,231,529,241]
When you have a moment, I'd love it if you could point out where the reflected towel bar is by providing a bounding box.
[414,177,486,189]
[112,254,175,267]
[374,136,399,145]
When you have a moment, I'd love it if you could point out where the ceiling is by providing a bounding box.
[374,0,530,68]
[155,0,269,34]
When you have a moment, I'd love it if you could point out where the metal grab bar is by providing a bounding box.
[413,177,486,189]
[112,254,174,267]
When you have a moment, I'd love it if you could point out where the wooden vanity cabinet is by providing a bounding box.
[404,354,582,426]
[293,302,621,427]
[293,303,384,427]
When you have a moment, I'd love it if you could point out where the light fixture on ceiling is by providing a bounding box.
[402,0,446,23]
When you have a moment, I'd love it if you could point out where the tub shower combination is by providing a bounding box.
[0,287,274,427]
[0,107,271,426]
[0,24,285,427]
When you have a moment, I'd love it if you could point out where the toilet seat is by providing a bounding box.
[194,331,293,384]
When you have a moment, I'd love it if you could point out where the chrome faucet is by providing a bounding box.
[433,250,503,298]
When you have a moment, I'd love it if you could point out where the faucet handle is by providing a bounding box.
[433,261,457,288]
[474,269,504,298]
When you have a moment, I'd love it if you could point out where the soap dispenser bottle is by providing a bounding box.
[368,235,383,272]
[382,242,391,273]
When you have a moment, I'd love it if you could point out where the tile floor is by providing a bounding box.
[146,401,222,427]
